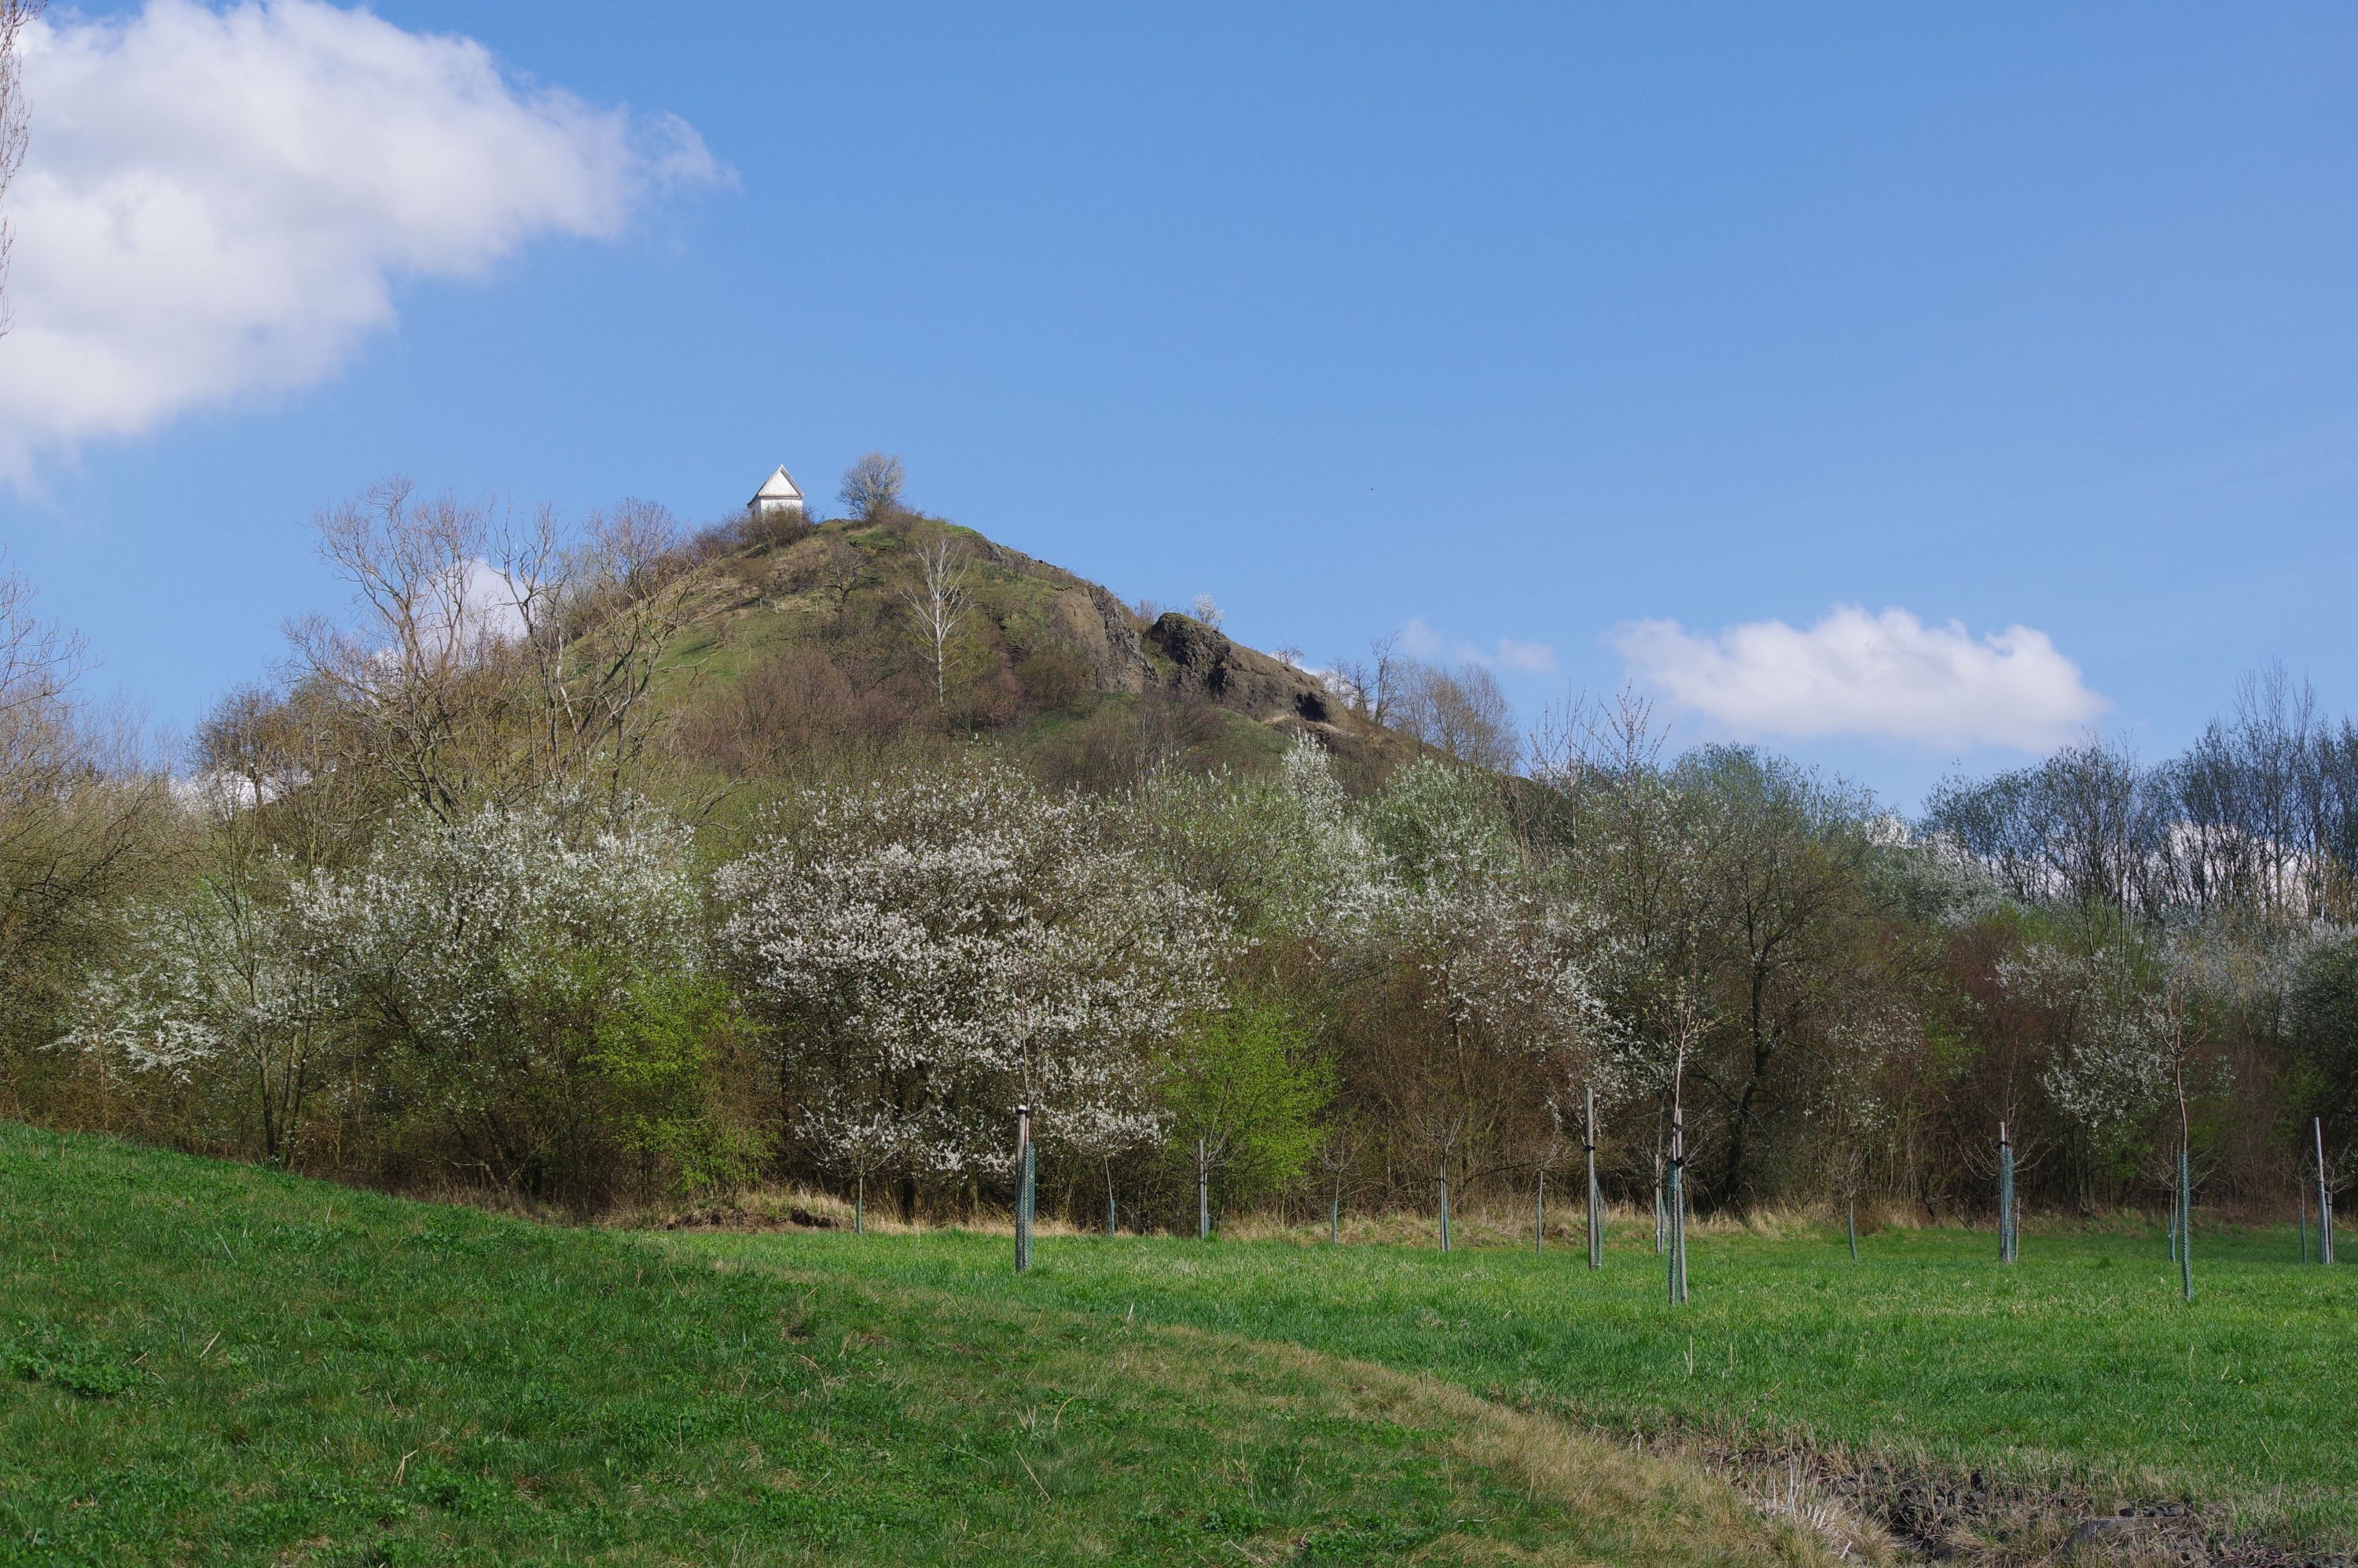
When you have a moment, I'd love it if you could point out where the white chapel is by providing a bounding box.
[749,465,806,520]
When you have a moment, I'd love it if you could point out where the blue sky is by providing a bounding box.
[4,2,2355,808]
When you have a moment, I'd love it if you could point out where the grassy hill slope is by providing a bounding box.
[674,1216,2358,1560]
[656,514,1414,784]
[0,1125,1824,1566]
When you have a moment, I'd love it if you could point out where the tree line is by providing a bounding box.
[1,476,2352,1228]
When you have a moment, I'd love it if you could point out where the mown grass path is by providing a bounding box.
[677,1217,2358,1551]
[0,1126,1824,1566]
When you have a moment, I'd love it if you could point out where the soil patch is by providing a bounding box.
[1657,1432,2349,1566]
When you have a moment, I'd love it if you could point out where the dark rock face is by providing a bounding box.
[1145,612,1335,723]
[1047,584,1151,694]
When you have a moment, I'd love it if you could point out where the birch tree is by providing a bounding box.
[898,534,970,707]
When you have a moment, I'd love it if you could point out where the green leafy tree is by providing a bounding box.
[1161,1001,1335,1210]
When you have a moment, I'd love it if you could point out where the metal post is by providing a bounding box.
[855,1172,865,1236]
[1847,1199,1858,1263]
[1998,1122,2016,1265]
[1197,1137,1210,1242]
[2318,1118,2335,1266]
[1015,1105,1032,1274]
[1666,1110,1688,1305]
[1533,1171,1545,1256]
[1330,1185,1340,1246]
[2178,1144,2194,1303]
[1585,1087,1602,1272]
[1438,1170,1452,1253]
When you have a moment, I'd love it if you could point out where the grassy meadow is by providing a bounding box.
[0,1123,1827,1566]
[672,1203,2358,1557]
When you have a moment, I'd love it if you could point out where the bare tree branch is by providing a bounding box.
[0,1,44,341]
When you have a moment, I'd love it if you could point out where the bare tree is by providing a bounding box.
[1398,659,1516,772]
[290,481,700,818]
[1328,631,1405,725]
[0,555,165,1036]
[494,496,700,806]
[899,534,970,707]
[286,480,501,819]
[0,1,41,339]
[1363,631,1403,727]
[0,553,75,729]
[839,452,906,523]
[1191,593,1224,630]
[810,534,865,611]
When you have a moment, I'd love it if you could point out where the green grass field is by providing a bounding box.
[672,1207,2358,1557]
[0,1124,1824,1566]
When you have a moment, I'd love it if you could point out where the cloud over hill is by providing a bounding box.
[1614,603,2108,751]
[0,0,720,482]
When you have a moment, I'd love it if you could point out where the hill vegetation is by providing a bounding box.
[659,508,1416,789]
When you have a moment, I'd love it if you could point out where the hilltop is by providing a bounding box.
[656,511,1422,785]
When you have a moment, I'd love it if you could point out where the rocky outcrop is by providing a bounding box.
[1047,584,1151,695]
[1144,613,1336,725]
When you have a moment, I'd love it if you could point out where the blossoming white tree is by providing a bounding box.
[67,785,733,1204]
[1131,737,1391,957]
[2003,929,2224,1277]
[298,792,714,1203]
[717,761,1226,1208]
[61,864,342,1169]
[1358,759,1611,1231]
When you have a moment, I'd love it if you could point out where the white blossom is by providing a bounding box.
[717,761,1228,1180]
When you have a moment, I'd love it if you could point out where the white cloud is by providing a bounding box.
[0,0,721,479]
[1398,618,1557,675]
[1612,604,2108,751]
[1493,637,1557,675]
